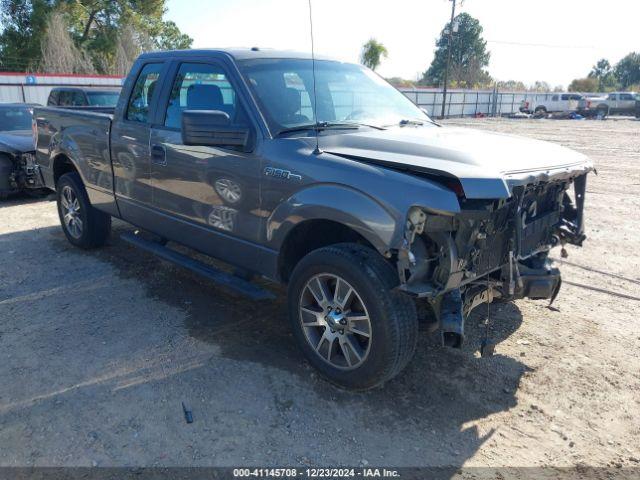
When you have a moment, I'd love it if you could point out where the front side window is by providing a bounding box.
[238,59,431,134]
[164,62,240,129]
[127,63,163,123]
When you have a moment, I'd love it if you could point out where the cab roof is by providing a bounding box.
[138,48,337,62]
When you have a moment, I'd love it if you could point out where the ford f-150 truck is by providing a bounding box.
[34,49,593,389]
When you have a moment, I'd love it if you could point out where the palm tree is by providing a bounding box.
[360,38,388,71]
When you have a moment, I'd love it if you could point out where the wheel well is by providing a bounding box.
[53,155,78,186]
[278,219,379,283]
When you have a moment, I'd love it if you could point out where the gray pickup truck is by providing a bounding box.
[34,49,593,389]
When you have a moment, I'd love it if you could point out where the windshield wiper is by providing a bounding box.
[276,121,384,137]
[397,118,441,127]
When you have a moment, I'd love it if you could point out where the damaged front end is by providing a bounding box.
[396,172,589,348]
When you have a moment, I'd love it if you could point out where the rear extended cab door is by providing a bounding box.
[110,59,171,228]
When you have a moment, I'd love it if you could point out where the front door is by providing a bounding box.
[149,61,263,247]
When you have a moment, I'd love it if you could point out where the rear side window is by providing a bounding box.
[48,90,59,106]
[561,94,569,101]
[127,63,163,123]
[552,95,559,101]
[58,91,71,106]
[163,62,240,129]
[70,91,86,106]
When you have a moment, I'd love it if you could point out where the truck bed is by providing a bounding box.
[34,106,116,211]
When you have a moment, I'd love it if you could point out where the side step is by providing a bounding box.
[120,232,275,301]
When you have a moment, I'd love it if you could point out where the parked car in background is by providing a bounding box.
[0,103,45,198]
[520,93,584,115]
[578,92,639,117]
[34,49,592,389]
[47,87,121,113]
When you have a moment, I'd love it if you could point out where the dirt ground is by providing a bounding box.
[0,117,638,473]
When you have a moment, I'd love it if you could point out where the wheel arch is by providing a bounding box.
[268,184,402,282]
[52,153,80,187]
[277,218,382,283]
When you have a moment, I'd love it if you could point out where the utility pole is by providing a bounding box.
[440,0,457,118]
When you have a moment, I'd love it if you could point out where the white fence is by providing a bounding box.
[400,88,565,118]
[0,73,586,119]
[0,72,123,105]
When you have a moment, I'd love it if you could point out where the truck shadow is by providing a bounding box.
[0,191,51,209]
[96,223,528,470]
[3,222,529,471]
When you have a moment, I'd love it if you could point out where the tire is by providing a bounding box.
[534,106,547,114]
[287,243,418,390]
[597,105,609,118]
[56,172,111,249]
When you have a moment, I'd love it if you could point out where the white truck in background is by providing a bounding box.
[520,93,584,115]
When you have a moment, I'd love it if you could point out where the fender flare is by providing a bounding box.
[267,184,401,255]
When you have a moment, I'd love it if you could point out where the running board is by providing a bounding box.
[120,231,275,301]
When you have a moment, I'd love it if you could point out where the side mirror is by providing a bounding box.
[181,110,252,149]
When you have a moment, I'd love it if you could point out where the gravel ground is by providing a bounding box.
[0,117,638,471]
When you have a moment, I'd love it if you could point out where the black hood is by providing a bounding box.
[0,130,35,154]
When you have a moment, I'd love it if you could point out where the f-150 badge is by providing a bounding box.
[264,166,302,181]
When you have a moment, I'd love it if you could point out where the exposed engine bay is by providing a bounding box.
[0,152,45,197]
[397,173,588,348]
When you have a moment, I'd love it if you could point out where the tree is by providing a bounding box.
[421,12,491,88]
[614,52,640,89]
[0,0,193,74]
[568,77,598,92]
[386,77,415,88]
[588,58,617,91]
[40,11,95,74]
[530,80,551,92]
[360,38,387,71]
[0,0,54,71]
[496,80,527,91]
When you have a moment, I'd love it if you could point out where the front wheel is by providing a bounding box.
[287,243,418,390]
[57,172,111,249]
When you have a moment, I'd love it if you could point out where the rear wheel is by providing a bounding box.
[287,243,418,390]
[57,172,111,249]
[597,105,609,118]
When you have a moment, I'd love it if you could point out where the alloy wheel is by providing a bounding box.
[61,185,83,239]
[299,273,372,370]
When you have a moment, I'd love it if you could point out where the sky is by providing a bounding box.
[164,0,640,88]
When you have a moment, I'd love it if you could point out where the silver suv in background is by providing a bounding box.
[578,92,639,117]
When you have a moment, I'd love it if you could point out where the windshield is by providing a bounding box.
[86,91,120,106]
[0,107,33,132]
[238,59,431,133]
